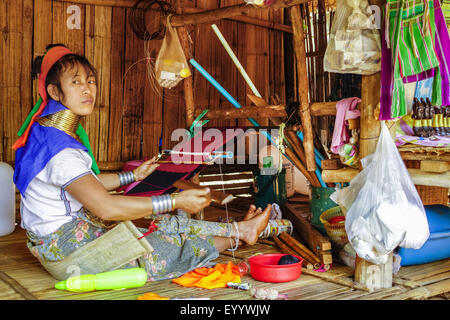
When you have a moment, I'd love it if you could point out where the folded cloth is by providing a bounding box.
[395,115,450,147]
[330,97,361,154]
[172,261,242,289]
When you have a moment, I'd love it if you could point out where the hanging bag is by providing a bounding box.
[334,122,429,265]
[154,15,191,89]
[324,0,382,75]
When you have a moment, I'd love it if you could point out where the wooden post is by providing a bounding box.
[174,1,202,219]
[289,5,316,172]
[356,15,393,288]
[174,1,196,128]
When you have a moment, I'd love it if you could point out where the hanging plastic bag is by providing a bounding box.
[337,122,429,265]
[154,15,191,89]
[324,0,381,75]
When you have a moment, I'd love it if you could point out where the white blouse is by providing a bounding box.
[20,148,95,237]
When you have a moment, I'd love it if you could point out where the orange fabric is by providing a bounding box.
[12,46,73,150]
[137,292,170,300]
[172,262,243,290]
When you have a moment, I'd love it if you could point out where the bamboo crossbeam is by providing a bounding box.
[322,167,450,188]
[193,105,287,119]
[310,102,338,116]
[55,0,294,33]
[322,168,359,183]
[54,0,138,7]
[170,0,310,27]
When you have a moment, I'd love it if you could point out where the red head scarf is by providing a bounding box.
[12,46,73,150]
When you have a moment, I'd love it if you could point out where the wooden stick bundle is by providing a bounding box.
[279,232,321,265]
[272,235,313,269]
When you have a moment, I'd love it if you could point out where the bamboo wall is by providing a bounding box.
[0,0,290,166]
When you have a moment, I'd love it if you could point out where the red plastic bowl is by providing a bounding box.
[248,253,303,283]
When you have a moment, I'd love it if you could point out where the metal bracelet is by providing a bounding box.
[152,195,173,215]
[118,171,136,187]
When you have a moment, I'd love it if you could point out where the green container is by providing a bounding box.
[310,186,337,235]
[254,168,287,209]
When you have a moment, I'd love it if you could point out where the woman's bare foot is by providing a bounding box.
[236,204,271,245]
[233,205,263,247]
[243,204,262,221]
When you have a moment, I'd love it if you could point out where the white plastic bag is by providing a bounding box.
[324,0,381,75]
[341,122,429,265]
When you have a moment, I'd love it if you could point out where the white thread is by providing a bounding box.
[219,161,236,260]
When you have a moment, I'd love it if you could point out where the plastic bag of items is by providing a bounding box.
[324,0,381,75]
[333,122,429,265]
[155,16,191,89]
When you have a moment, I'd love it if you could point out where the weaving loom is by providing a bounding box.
[123,128,246,198]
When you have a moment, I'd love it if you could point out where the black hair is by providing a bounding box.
[31,44,98,100]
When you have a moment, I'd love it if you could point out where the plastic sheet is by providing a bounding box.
[333,122,429,264]
[324,0,381,75]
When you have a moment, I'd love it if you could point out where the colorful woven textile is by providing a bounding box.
[380,0,450,120]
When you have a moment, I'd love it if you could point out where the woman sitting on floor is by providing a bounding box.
[13,44,270,281]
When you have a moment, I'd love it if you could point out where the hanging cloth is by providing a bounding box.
[380,0,450,120]
[384,0,440,119]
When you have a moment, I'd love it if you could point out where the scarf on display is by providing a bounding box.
[13,46,99,195]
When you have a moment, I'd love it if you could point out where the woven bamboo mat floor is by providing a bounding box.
[0,206,449,301]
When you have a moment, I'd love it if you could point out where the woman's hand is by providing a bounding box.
[133,156,159,181]
[173,188,211,214]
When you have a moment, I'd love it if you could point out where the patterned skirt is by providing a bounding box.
[26,209,233,281]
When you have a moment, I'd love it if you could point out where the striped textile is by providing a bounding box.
[442,0,450,23]
[381,0,450,119]
[387,0,439,118]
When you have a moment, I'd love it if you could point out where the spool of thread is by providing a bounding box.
[259,219,293,239]
[237,260,250,275]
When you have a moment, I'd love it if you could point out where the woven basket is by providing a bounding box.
[320,206,348,249]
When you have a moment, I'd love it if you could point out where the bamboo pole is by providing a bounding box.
[0,271,37,300]
[194,105,287,119]
[279,232,321,264]
[384,278,450,300]
[290,5,316,172]
[285,131,322,187]
[211,23,262,98]
[300,268,373,293]
[272,235,314,269]
[272,235,298,256]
